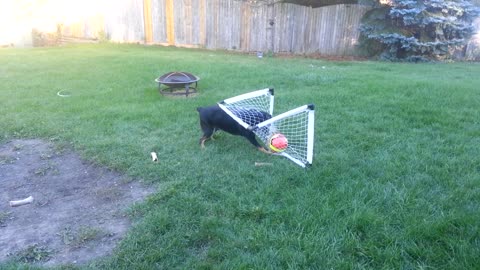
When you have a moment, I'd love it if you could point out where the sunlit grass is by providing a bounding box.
[1,44,479,269]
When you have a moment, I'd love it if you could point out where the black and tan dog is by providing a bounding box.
[196,105,271,153]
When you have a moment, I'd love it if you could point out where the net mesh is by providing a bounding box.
[221,91,272,117]
[253,110,311,166]
[220,89,273,129]
[219,89,314,167]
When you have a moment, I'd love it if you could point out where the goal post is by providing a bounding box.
[221,88,274,115]
[218,88,274,130]
[254,104,315,167]
[218,88,315,167]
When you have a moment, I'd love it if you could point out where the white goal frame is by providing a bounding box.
[218,88,274,130]
[218,88,315,167]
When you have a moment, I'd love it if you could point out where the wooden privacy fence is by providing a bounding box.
[64,0,371,56]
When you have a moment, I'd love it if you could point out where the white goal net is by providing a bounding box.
[218,88,315,167]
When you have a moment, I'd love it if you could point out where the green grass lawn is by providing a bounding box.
[1,44,479,269]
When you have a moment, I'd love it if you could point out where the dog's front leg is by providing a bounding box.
[257,147,272,154]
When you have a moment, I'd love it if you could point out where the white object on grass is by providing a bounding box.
[255,162,273,166]
[151,152,158,162]
[57,90,71,97]
[9,196,34,207]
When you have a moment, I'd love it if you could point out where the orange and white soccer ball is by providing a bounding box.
[269,133,288,152]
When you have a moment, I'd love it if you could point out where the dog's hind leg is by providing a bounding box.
[199,119,215,148]
[199,128,215,149]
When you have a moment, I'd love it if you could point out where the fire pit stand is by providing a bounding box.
[155,71,200,97]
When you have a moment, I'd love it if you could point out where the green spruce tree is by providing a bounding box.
[360,0,480,61]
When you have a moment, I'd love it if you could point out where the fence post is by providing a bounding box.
[266,0,276,53]
[143,0,153,44]
[166,0,175,45]
[199,0,206,46]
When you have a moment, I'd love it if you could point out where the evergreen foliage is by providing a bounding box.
[359,0,480,61]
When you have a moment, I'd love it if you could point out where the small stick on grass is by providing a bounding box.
[255,162,273,167]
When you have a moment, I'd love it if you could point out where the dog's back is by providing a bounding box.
[197,105,271,150]
[197,105,245,136]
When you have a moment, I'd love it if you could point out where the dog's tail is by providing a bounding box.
[196,107,203,113]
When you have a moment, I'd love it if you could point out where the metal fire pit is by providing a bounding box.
[155,71,200,96]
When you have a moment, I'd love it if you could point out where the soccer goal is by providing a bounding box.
[218,88,315,167]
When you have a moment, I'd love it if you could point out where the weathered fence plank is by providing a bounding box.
[151,0,167,44]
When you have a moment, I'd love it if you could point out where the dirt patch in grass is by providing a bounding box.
[0,139,155,267]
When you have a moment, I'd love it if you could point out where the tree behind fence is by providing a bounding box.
[64,0,370,56]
